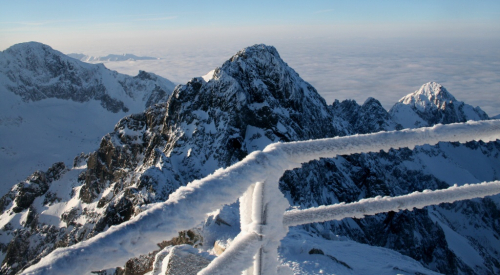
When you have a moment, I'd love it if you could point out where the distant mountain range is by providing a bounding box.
[0,43,499,275]
[68,53,159,62]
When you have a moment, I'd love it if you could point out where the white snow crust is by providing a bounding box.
[278,229,442,275]
[202,70,215,82]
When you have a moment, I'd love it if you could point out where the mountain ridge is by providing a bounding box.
[0,43,498,274]
[67,53,159,62]
[1,42,174,112]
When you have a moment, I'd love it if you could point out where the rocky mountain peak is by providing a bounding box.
[157,44,348,180]
[213,44,329,114]
[4,41,57,58]
[400,82,456,112]
[0,41,174,111]
[389,82,489,128]
[170,44,346,144]
[229,43,281,61]
[362,96,379,105]
[2,42,80,79]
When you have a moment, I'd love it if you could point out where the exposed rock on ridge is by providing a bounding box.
[332,97,402,134]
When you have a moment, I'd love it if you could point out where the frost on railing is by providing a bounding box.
[22,120,500,275]
[283,181,500,227]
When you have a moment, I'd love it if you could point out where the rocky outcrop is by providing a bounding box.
[0,162,67,274]
[0,162,66,214]
[332,97,402,134]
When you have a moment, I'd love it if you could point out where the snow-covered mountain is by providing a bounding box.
[0,42,175,194]
[67,53,158,62]
[389,82,489,128]
[0,44,498,274]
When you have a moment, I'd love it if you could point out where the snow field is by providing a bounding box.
[279,229,443,275]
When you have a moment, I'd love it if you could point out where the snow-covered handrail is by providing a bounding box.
[269,119,500,165]
[283,181,500,227]
[22,120,500,275]
[22,150,287,275]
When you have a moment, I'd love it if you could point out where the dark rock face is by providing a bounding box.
[0,44,498,275]
[93,197,134,233]
[332,97,402,134]
[0,162,66,214]
[0,162,67,274]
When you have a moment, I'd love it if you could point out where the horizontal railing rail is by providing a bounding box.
[282,181,500,227]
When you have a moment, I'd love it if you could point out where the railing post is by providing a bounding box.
[241,174,290,274]
[240,183,258,275]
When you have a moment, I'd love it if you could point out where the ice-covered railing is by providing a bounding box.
[23,120,500,275]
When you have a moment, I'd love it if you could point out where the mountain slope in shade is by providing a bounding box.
[389,82,489,128]
[0,42,175,194]
[0,44,498,275]
[332,97,402,134]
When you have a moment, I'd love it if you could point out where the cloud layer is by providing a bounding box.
[92,37,500,116]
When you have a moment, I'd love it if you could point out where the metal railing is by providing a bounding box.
[23,120,500,275]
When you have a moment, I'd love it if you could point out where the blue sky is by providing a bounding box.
[1,1,499,115]
[2,0,499,49]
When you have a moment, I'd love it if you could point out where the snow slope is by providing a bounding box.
[0,42,175,194]
[279,229,443,275]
